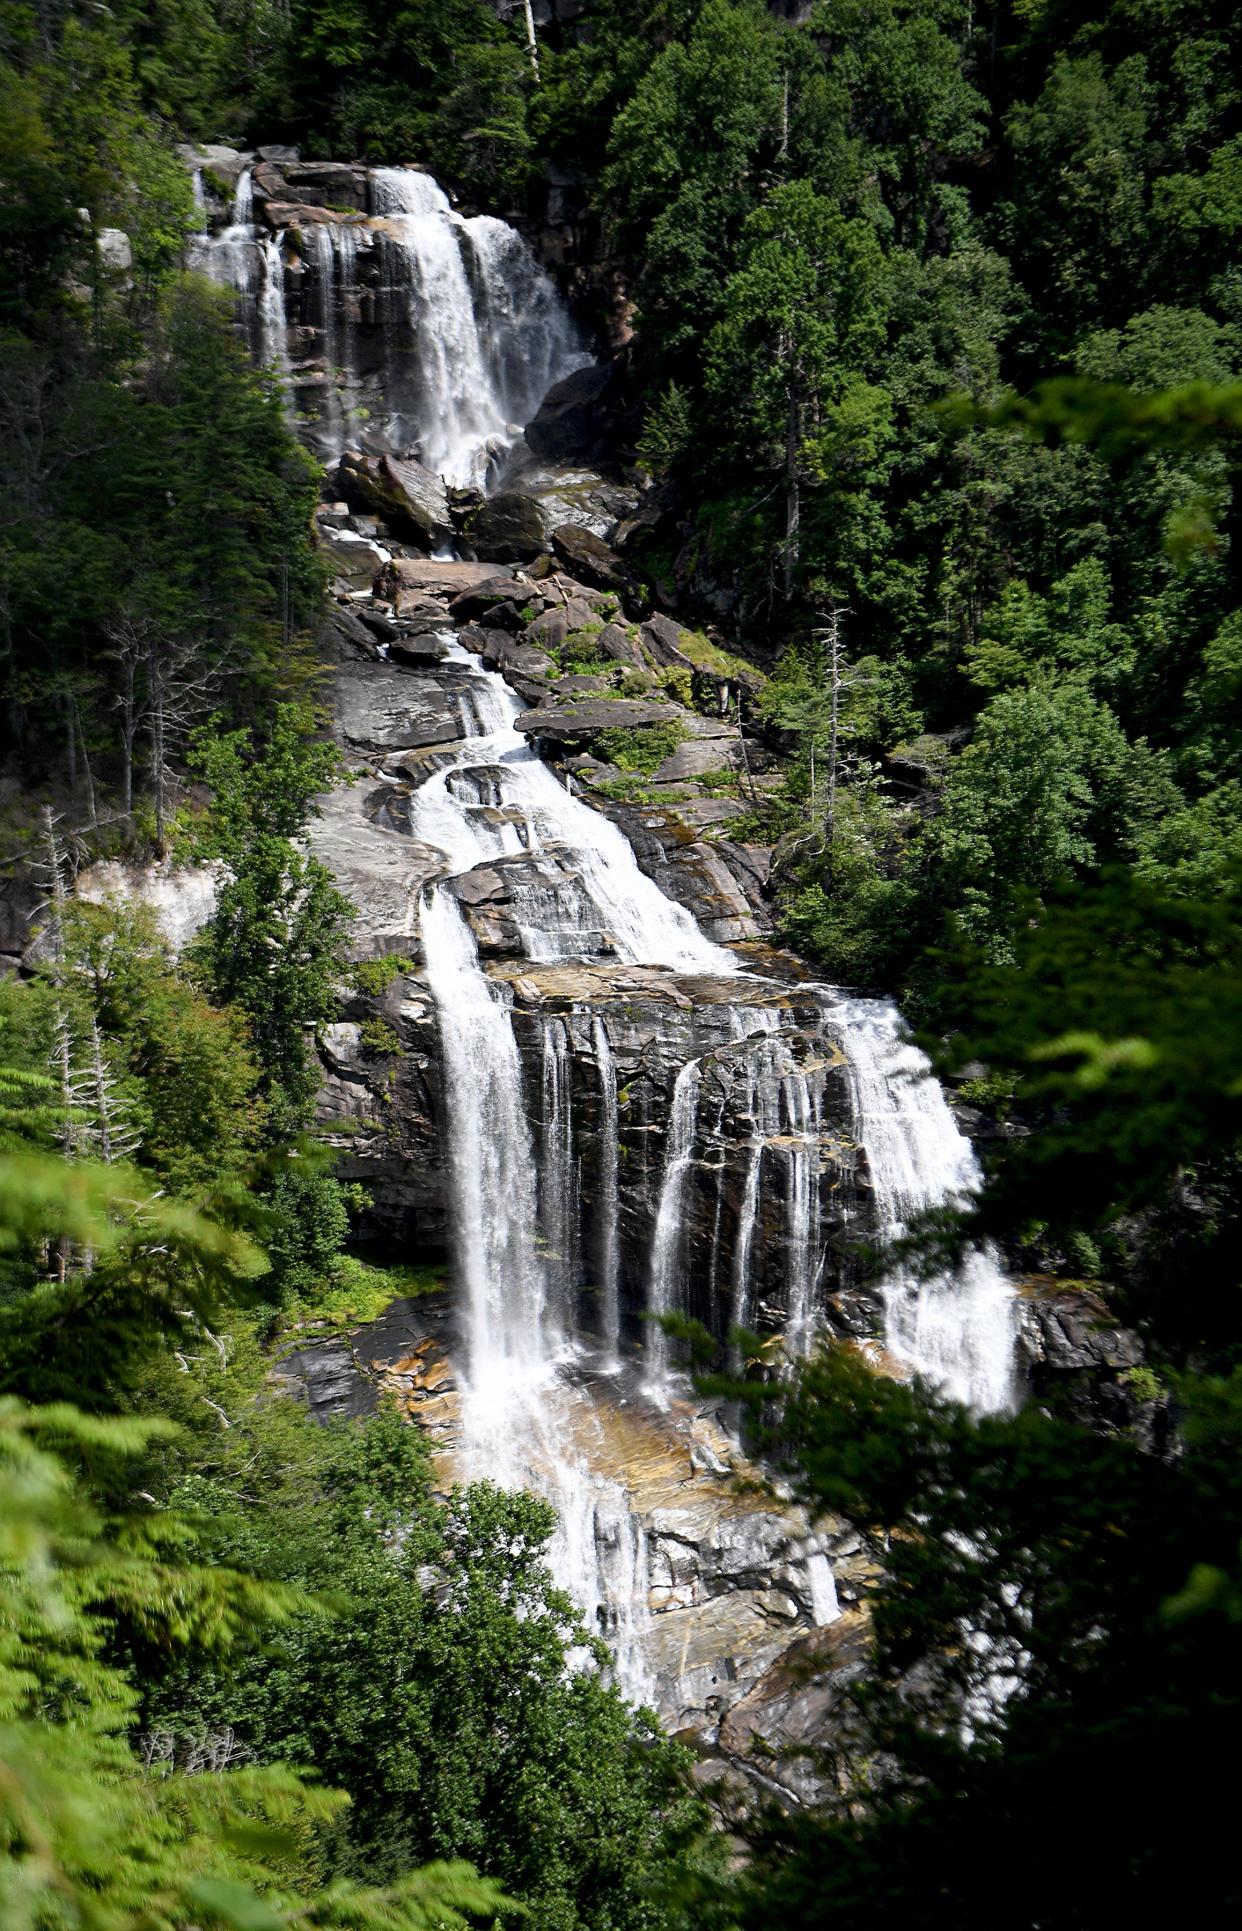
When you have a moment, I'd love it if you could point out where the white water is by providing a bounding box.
[258,232,289,377]
[185,161,588,488]
[370,167,589,486]
[645,1057,702,1395]
[590,1014,622,1366]
[404,640,1016,1702]
[405,642,732,974]
[833,996,1016,1413]
[192,168,256,294]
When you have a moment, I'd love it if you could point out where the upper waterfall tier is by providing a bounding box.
[188,159,590,486]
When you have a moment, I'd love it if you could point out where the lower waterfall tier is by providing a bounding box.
[305,522,1017,1768]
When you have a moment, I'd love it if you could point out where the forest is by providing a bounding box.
[0,2,1240,1926]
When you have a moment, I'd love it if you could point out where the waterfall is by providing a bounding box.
[591,1015,621,1365]
[185,159,587,491]
[420,886,548,1385]
[380,632,1020,1701]
[539,1017,579,1332]
[194,167,256,294]
[370,166,589,487]
[405,645,732,974]
[258,232,289,376]
[645,1058,702,1396]
[833,996,1016,1413]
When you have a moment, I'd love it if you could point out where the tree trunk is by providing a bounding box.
[522,0,540,81]
[783,387,801,601]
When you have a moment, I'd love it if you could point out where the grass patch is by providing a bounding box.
[676,626,766,688]
[278,1254,448,1341]
[591,719,688,775]
[349,954,413,995]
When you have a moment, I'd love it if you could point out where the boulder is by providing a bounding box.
[467,489,548,562]
[384,591,449,630]
[324,602,380,656]
[261,200,352,229]
[256,143,300,166]
[516,698,673,745]
[331,655,472,754]
[388,635,452,667]
[447,579,529,624]
[315,524,388,592]
[179,143,253,193]
[551,524,628,593]
[525,362,618,462]
[525,606,569,654]
[650,737,739,784]
[281,161,368,211]
[380,558,514,597]
[96,229,132,282]
[596,621,644,668]
[639,611,695,671]
[480,633,555,681]
[0,874,40,964]
[339,451,453,548]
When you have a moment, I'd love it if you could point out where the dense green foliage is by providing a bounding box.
[694,1344,1242,1927]
[3,2,1242,1926]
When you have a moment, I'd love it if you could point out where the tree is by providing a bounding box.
[0,1368,512,1928]
[191,707,352,1138]
[139,1402,711,1931]
[704,1342,1242,1930]
[707,179,889,597]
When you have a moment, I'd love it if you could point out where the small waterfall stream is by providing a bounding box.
[833,996,1016,1413]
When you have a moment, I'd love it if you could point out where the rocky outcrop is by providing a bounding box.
[524,362,621,461]
[1017,1279,1173,1449]
[516,696,673,743]
[338,451,453,548]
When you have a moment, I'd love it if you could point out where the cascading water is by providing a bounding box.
[258,233,289,377]
[833,995,1016,1413]
[188,145,1021,1712]
[645,1058,702,1396]
[539,1017,579,1330]
[192,167,256,295]
[369,166,589,486]
[185,159,587,489]
[392,639,1015,1699]
[591,1015,622,1366]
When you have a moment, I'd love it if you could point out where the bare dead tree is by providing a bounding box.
[103,610,154,817]
[521,0,541,81]
[143,622,227,850]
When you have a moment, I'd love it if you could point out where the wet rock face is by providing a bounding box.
[322,944,864,1353]
[508,986,862,1352]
